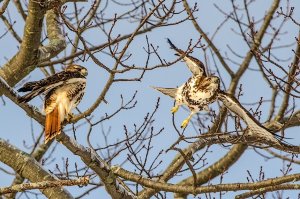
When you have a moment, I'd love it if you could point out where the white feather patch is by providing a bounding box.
[44,78,86,121]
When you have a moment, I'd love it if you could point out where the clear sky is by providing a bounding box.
[1,0,300,198]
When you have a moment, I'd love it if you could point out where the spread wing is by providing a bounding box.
[167,38,206,77]
[18,71,85,103]
[217,91,292,147]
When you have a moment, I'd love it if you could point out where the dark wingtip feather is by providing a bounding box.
[17,89,42,103]
[17,87,29,92]
[167,38,177,50]
[167,38,181,57]
[17,82,36,92]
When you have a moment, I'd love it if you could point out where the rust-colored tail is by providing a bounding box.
[45,106,61,143]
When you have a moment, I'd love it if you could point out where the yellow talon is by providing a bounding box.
[171,106,179,113]
[181,118,190,128]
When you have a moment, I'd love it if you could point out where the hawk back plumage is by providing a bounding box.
[18,64,88,143]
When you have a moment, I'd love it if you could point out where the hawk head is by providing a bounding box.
[65,64,88,76]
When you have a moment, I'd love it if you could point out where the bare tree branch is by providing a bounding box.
[0,139,74,199]
[0,177,89,195]
[112,166,300,195]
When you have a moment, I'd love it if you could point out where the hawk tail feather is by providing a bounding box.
[45,106,61,144]
[151,86,177,99]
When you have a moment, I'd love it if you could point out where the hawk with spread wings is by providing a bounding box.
[152,39,291,146]
[18,64,88,143]
[153,39,220,128]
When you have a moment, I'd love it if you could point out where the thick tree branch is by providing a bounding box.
[139,111,300,198]
[0,7,66,91]
[112,166,300,196]
[235,184,300,199]
[0,139,73,199]
[174,144,247,199]
[39,9,66,61]
[276,30,300,120]
[0,0,10,17]
[4,139,54,199]
[0,79,135,199]
[0,177,89,195]
[56,132,136,199]
[0,0,46,86]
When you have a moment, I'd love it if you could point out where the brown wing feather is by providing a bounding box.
[45,106,61,143]
[217,91,293,145]
[167,38,206,76]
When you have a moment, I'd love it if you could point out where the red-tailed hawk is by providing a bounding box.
[18,64,88,143]
[152,39,291,147]
[153,39,220,128]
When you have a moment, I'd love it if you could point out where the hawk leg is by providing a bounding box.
[171,105,179,114]
[181,111,197,128]
[181,117,191,128]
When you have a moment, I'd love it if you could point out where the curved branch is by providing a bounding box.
[0,177,89,195]
[0,139,73,199]
[235,184,300,199]
[0,0,46,86]
[56,132,136,199]
[139,110,300,198]
[0,79,135,199]
[0,0,10,16]
[112,166,300,196]
[0,7,66,90]
[174,144,247,199]
[231,0,280,91]
[38,9,66,61]
[276,31,300,120]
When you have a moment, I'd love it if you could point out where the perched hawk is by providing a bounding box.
[152,39,290,146]
[18,64,88,143]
